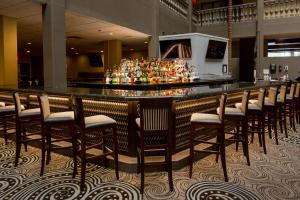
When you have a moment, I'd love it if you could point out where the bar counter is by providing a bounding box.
[70,77,234,90]
[0,81,281,158]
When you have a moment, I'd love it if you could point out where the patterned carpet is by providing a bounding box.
[0,124,300,200]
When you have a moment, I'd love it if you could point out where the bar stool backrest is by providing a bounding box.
[73,97,85,128]
[218,94,227,124]
[13,92,22,117]
[38,95,51,122]
[296,83,300,98]
[279,85,287,103]
[289,84,295,98]
[139,98,173,133]
[241,90,250,115]
[268,87,278,105]
[257,88,266,109]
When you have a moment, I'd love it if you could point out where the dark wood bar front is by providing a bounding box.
[0,81,281,161]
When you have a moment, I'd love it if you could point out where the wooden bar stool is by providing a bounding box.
[220,90,251,166]
[295,83,300,124]
[250,87,279,144]
[189,94,228,181]
[236,88,267,154]
[73,97,119,190]
[135,98,174,194]
[0,102,24,144]
[13,92,41,166]
[38,94,77,177]
[285,83,296,131]
[277,86,288,138]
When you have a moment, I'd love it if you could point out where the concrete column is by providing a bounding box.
[42,0,67,88]
[256,0,264,79]
[187,0,193,32]
[148,0,160,58]
[104,40,122,69]
[0,16,17,86]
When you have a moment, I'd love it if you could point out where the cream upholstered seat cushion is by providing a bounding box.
[0,102,5,107]
[45,111,74,122]
[85,115,116,128]
[0,105,24,113]
[235,102,261,111]
[20,108,41,117]
[250,98,270,104]
[217,107,244,116]
[191,113,221,124]
[286,95,292,100]
[136,118,140,127]
[250,98,274,106]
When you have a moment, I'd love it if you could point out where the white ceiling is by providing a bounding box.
[0,0,150,56]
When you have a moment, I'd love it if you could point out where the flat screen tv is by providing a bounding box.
[160,39,192,59]
[88,54,103,67]
[206,40,227,59]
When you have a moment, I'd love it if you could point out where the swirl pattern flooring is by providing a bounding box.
[0,123,299,199]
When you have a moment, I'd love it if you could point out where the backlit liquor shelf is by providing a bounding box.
[0,81,281,171]
[71,59,233,90]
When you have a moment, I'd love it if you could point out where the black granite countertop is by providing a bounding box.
[0,81,282,101]
[71,77,234,90]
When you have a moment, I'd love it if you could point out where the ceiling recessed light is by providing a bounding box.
[144,41,148,44]
[109,32,113,36]
[26,50,30,53]
[27,42,32,45]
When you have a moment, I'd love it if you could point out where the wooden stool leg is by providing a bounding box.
[219,128,228,182]
[46,130,51,165]
[235,125,240,152]
[273,111,279,145]
[267,112,272,139]
[189,125,195,178]
[250,116,254,144]
[113,126,119,180]
[215,131,220,163]
[250,114,255,143]
[242,120,250,166]
[15,123,22,167]
[256,114,262,147]
[102,131,108,168]
[260,114,267,154]
[40,126,46,176]
[292,101,296,131]
[167,146,173,192]
[71,124,77,179]
[140,148,145,194]
[278,107,283,134]
[80,131,86,191]
[283,104,288,137]
[22,126,28,152]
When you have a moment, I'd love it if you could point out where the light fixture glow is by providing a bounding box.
[75,52,79,55]
[26,50,30,53]
[130,48,134,51]
[71,47,75,50]
[27,42,32,45]
[144,41,148,44]
[100,50,104,53]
